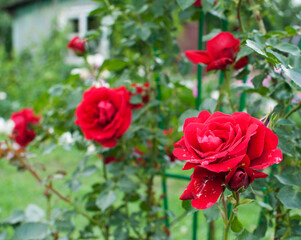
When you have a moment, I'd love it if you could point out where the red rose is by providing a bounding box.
[194,0,202,6]
[104,156,118,165]
[174,111,282,209]
[11,108,40,147]
[185,32,248,72]
[67,36,86,55]
[75,86,132,148]
[130,83,150,110]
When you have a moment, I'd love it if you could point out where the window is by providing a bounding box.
[87,16,100,31]
[68,18,79,33]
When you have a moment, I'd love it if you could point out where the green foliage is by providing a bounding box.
[0,30,71,118]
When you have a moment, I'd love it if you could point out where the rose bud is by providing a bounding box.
[228,169,250,192]
[104,156,118,165]
[67,36,86,55]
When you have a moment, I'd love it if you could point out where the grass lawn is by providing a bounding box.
[0,147,272,239]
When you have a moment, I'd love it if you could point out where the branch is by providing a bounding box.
[284,102,301,119]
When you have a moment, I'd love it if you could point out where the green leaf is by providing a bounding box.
[236,229,257,240]
[266,49,288,66]
[253,214,267,238]
[282,67,301,87]
[182,200,197,213]
[96,190,117,212]
[285,26,298,36]
[176,0,195,10]
[273,42,300,56]
[5,210,24,224]
[202,29,221,42]
[236,46,254,61]
[200,98,217,113]
[277,186,301,209]
[257,201,273,211]
[251,74,266,89]
[81,165,98,177]
[99,59,128,73]
[114,227,128,240]
[202,0,215,13]
[136,26,151,41]
[239,199,254,205]
[12,223,50,240]
[231,216,243,233]
[178,109,199,131]
[203,204,220,222]
[130,94,142,104]
[246,40,266,57]
[117,177,136,193]
[178,60,192,76]
[275,173,301,187]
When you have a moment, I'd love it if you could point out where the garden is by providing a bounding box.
[0,0,301,239]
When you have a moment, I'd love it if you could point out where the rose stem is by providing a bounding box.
[17,157,106,236]
[237,0,245,33]
[224,192,240,240]
[248,0,266,34]
[223,70,235,112]
[284,102,301,119]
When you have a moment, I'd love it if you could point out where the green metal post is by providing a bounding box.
[218,20,229,111]
[193,211,199,240]
[239,73,248,111]
[196,11,205,109]
[164,173,191,181]
[156,76,170,229]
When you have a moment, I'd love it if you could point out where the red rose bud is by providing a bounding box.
[194,0,202,6]
[67,36,86,55]
[130,83,150,110]
[194,0,217,6]
[11,108,40,147]
[185,32,248,72]
[104,156,118,165]
[227,169,250,192]
[75,86,132,148]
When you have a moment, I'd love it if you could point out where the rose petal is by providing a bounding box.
[234,56,248,70]
[201,155,245,172]
[185,50,211,64]
[263,128,278,151]
[250,149,283,170]
[190,176,224,209]
[206,58,234,71]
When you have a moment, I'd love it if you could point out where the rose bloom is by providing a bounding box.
[185,32,248,72]
[194,0,202,6]
[75,86,132,148]
[11,108,40,147]
[130,83,150,110]
[67,36,86,55]
[173,111,282,209]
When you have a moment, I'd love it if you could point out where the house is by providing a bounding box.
[3,0,109,63]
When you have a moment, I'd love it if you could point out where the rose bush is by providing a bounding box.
[75,86,132,148]
[129,82,150,109]
[174,111,283,209]
[10,108,40,147]
[185,32,248,71]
